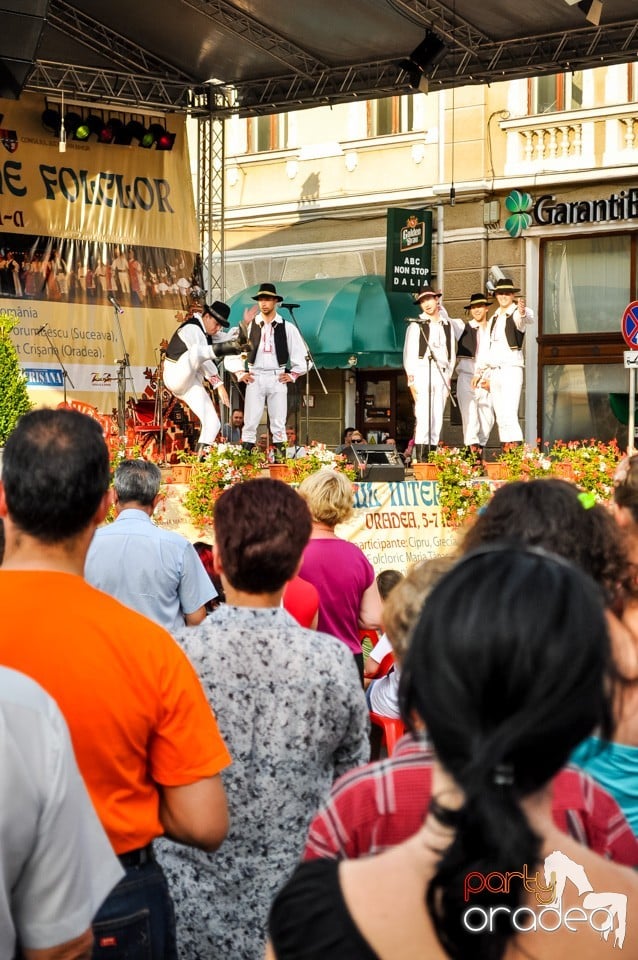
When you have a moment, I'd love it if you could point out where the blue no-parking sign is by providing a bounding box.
[621,301,638,349]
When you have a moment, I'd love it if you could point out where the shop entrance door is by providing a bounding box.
[356,371,411,450]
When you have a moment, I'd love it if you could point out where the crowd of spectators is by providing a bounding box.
[1,408,638,960]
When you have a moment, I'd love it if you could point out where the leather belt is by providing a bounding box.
[118,844,154,868]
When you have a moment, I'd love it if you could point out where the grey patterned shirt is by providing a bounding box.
[156,604,370,960]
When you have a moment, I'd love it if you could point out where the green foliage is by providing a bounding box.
[286,443,357,484]
[182,444,264,529]
[428,439,624,528]
[179,442,356,529]
[495,442,553,480]
[428,446,492,529]
[0,312,32,445]
[547,438,622,501]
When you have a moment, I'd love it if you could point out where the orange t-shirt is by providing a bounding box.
[0,570,231,854]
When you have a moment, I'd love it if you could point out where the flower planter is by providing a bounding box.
[268,463,293,482]
[167,464,194,483]
[412,463,440,480]
[484,462,510,481]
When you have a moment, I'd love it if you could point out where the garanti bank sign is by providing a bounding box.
[503,187,638,237]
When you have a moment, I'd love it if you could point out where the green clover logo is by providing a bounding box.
[504,190,533,238]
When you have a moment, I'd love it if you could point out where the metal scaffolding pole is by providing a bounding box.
[197,111,225,301]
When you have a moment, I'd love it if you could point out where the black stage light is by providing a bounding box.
[41,107,61,135]
[409,31,446,75]
[106,118,126,144]
[63,111,82,137]
[124,120,147,145]
[82,114,109,141]
[145,123,175,151]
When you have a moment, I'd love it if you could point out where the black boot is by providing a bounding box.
[241,441,255,452]
[196,443,211,461]
[273,442,286,463]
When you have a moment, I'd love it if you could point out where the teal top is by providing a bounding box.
[571,736,638,836]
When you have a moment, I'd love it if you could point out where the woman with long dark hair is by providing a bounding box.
[266,546,638,960]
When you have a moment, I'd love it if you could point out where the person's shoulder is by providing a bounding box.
[313,628,363,672]
[154,524,195,550]
[82,579,180,646]
[173,605,231,653]
[337,539,374,564]
[328,736,426,797]
[0,665,60,719]
[319,537,361,553]
[287,575,319,602]
[92,520,120,539]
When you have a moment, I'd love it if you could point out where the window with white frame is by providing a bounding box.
[367,96,414,136]
[247,113,289,153]
[528,72,583,115]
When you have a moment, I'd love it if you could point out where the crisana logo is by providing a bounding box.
[462,850,627,948]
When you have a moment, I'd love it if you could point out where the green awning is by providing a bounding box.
[227,275,418,369]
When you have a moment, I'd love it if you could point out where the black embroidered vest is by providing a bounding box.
[490,311,525,350]
[456,324,478,358]
[247,319,290,367]
[417,319,452,361]
[165,317,208,361]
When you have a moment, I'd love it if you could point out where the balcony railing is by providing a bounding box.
[502,104,638,176]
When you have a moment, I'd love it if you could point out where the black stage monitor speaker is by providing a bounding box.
[347,443,405,482]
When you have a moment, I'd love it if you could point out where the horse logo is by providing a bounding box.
[544,850,627,949]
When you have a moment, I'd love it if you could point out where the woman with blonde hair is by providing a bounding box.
[298,469,382,682]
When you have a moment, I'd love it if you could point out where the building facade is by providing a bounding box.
[213,63,638,451]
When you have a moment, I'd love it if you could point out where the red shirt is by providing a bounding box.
[303,734,638,867]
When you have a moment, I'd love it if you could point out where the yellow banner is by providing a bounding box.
[0,93,200,412]
[0,93,198,248]
[158,478,459,572]
[338,479,458,573]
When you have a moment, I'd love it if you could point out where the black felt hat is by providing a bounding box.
[252,282,283,302]
[413,285,442,303]
[203,300,231,328]
[464,292,493,309]
[492,278,521,294]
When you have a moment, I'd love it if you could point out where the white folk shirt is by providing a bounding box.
[404,313,464,386]
[254,317,282,371]
[488,306,534,368]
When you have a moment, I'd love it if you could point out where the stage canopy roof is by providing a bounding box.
[227,276,417,369]
[8,0,638,116]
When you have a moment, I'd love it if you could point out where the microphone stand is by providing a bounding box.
[415,319,457,457]
[282,305,328,447]
[39,324,74,403]
[154,344,166,463]
[111,301,137,436]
